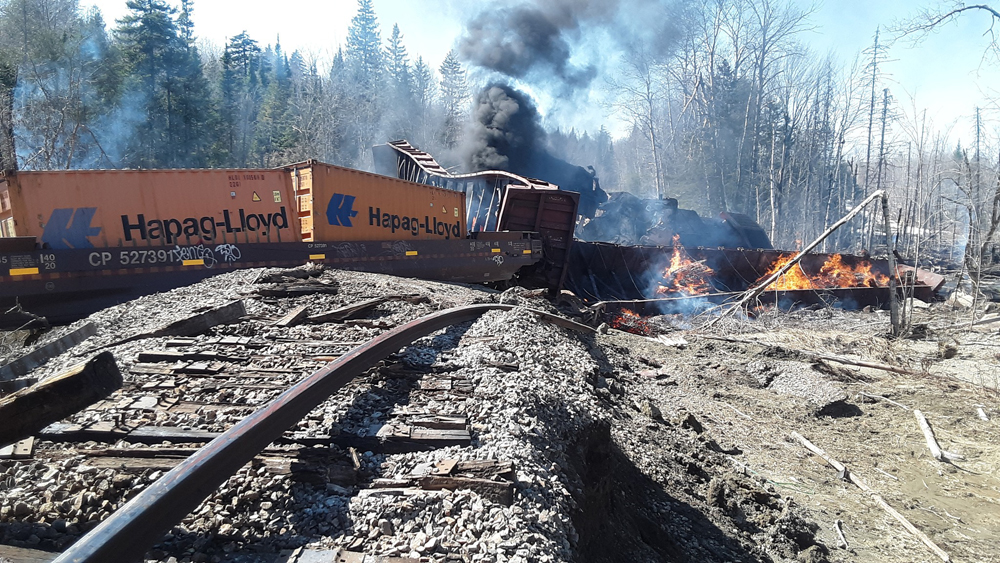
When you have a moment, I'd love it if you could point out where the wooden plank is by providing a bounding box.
[455,459,515,480]
[37,422,130,443]
[418,379,452,391]
[79,447,199,458]
[0,352,122,447]
[127,426,221,444]
[0,322,98,381]
[0,377,35,394]
[411,416,467,430]
[417,475,514,505]
[84,457,183,471]
[150,300,247,337]
[128,363,177,376]
[98,301,247,350]
[409,427,471,444]
[307,297,391,324]
[274,305,310,328]
[137,350,189,363]
[256,283,339,298]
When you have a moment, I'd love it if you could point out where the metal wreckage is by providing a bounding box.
[0,140,943,329]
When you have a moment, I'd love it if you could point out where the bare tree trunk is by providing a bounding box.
[881,192,901,335]
[0,60,17,172]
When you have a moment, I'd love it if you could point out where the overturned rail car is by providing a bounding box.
[0,163,542,328]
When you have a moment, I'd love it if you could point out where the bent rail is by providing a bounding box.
[55,304,526,563]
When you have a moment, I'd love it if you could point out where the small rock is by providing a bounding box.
[639,399,662,421]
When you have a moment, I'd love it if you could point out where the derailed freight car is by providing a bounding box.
[1,169,296,249]
[0,163,540,328]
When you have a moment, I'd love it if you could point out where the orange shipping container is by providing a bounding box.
[0,169,298,249]
[290,161,466,242]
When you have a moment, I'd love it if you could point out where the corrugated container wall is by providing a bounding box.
[1,169,298,249]
[292,161,466,242]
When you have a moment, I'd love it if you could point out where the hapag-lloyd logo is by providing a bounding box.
[41,207,102,249]
[121,207,289,243]
[324,193,460,239]
[326,193,358,226]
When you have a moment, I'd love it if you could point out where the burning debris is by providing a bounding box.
[656,235,716,297]
[762,253,890,291]
[608,308,651,335]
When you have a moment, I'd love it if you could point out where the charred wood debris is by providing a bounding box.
[1,264,995,563]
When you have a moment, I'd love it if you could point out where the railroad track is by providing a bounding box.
[1,269,592,563]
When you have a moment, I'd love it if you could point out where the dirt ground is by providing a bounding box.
[2,271,999,563]
[607,302,1000,563]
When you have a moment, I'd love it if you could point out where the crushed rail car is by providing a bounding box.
[378,140,945,313]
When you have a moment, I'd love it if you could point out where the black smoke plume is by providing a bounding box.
[463,83,607,216]
[464,84,545,172]
[458,0,683,93]
[458,5,598,89]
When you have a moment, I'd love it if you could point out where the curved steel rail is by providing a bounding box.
[54,304,531,563]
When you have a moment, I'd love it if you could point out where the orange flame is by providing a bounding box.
[762,253,890,291]
[656,235,716,296]
[610,308,651,335]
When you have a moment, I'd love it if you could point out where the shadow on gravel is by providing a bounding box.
[567,421,766,563]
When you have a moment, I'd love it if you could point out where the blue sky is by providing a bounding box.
[85,0,999,144]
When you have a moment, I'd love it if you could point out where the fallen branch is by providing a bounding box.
[858,392,910,410]
[914,409,944,461]
[834,519,849,549]
[810,353,921,376]
[691,334,924,376]
[708,190,886,327]
[791,431,950,562]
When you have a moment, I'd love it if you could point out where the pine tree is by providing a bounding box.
[116,0,212,167]
[438,49,467,149]
[385,24,411,96]
[346,0,382,90]
[253,38,297,166]
[412,56,435,146]
[219,31,262,166]
[177,0,193,44]
[383,23,415,141]
[413,56,435,109]
[343,0,383,167]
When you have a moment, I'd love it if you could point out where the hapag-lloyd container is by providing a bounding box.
[0,162,468,249]
[288,160,467,243]
[0,169,298,248]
